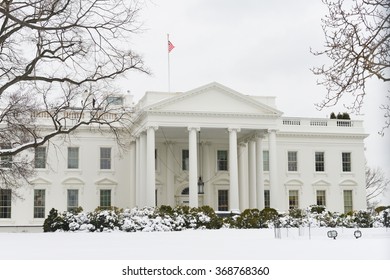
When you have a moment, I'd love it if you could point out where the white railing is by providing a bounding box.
[283,119,301,126]
[281,118,360,129]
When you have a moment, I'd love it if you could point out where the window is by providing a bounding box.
[289,190,299,209]
[218,190,229,211]
[316,190,326,206]
[264,190,270,208]
[263,150,269,171]
[342,152,351,172]
[100,147,111,169]
[287,151,298,172]
[33,189,45,218]
[0,144,12,169]
[67,189,79,212]
[106,96,123,106]
[155,149,158,171]
[67,147,79,169]
[217,150,228,171]
[315,152,325,172]
[0,189,11,219]
[182,149,189,171]
[100,189,111,209]
[34,147,46,169]
[343,190,353,213]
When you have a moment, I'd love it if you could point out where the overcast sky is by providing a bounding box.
[117,0,390,203]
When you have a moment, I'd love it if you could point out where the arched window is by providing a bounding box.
[181,187,189,195]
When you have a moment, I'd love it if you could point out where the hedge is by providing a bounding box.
[43,205,390,232]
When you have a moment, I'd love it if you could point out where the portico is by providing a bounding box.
[130,82,282,212]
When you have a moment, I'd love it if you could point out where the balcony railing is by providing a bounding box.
[281,118,362,130]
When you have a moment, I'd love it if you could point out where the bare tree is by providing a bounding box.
[312,0,389,134]
[366,166,390,208]
[0,0,149,193]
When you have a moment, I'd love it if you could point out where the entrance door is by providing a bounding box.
[175,187,204,207]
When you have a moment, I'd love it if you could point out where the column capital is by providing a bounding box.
[228,127,241,133]
[267,129,278,134]
[146,125,159,131]
[187,126,200,132]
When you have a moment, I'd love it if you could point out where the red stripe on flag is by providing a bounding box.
[168,40,175,52]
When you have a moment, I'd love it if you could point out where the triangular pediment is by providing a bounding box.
[95,178,117,185]
[30,177,51,185]
[148,82,282,116]
[312,179,331,187]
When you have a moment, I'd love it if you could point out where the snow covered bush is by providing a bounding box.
[43,208,69,232]
[282,208,307,228]
[259,208,279,228]
[352,210,374,228]
[235,209,261,229]
[88,208,121,232]
[190,206,223,229]
[43,205,390,232]
[120,207,175,232]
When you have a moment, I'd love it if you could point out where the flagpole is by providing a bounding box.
[167,33,171,93]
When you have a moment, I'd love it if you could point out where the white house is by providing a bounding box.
[0,82,368,232]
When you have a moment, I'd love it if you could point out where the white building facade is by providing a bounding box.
[0,83,368,231]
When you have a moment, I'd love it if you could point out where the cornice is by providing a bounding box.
[276,131,369,139]
[146,110,279,119]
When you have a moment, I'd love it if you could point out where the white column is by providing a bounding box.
[248,139,257,209]
[129,140,136,208]
[202,141,212,207]
[256,134,265,209]
[146,126,157,207]
[238,143,248,211]
[139,132,147,207]
[135,136,140,206]
[188,127,199,208]
[228,128,240,213]
[268,129,278,209]
[166,141,175,206]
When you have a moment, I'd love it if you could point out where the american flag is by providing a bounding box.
[168,40,175,53]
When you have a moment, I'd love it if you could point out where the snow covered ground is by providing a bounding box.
[0,228,389,279]
[0,227,389,260]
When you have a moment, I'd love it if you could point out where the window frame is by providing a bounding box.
[33,189,46,219]
[182,149,189,171]
[217,150,228,171]
[288,190,299,209]
[0,189,12,219]
[100,147,112,170]
[100,189,112,209]
[34,146,47,169]
[67,189,79,212]
[343,190,353,213]
[264,190,270,209]
[287,151,298,172]
[67,147,79,169]
[315,151,325,172]
[342,152,352,172]
[217,189,229,211]
[0,144,12,169]
[106,96,123,106]
[316,190,326,207]
[263,150,269,172]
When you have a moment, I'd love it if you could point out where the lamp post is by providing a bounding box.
[198,176,204,194]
